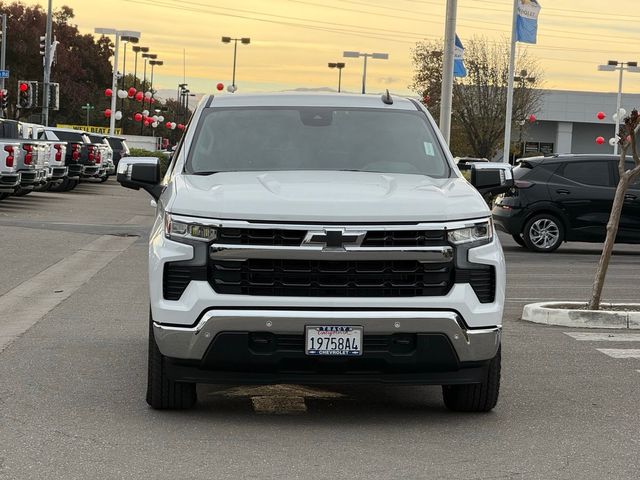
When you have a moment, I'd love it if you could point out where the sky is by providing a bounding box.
[31,0,640,97]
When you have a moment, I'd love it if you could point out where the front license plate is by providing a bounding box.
[305,326,363,356]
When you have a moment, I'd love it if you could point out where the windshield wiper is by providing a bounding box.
[191,171,220,176]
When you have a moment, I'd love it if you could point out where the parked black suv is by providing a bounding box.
[493,154,640,252]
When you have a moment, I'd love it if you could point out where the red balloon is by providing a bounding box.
[128,87,137,98]
[422,95,430,104]
[105,88,113,97]
[104,108,111,118]
[597,111,606,120]
[528,114,536,123]
[165,121,172,129]
[135,91,144,102]
[151,98,156,104]
[144,120,150,127]
[177,124,185,130]
[216,83,224,91]
[134,113,143,122]
[596,136,605,145]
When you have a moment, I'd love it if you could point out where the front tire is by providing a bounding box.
[511,234,526,247]
[522,214,564,252]
[442,347,501,412]
[146,313,197,410]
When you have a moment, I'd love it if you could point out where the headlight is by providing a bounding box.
[448,220,493,245]
[164,213,218,242]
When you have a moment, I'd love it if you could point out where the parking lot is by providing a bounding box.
[1,182,639,479]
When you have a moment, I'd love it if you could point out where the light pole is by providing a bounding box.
[343,51,388,94]
[149,59,163,100]
[439,0,457,144]
[221,36,250,93]
[119,35,139,132]
[132,46,149,92]
[140,53,156,134]
[328,62,345,93]
[513,70,536,161]
[95,27,141,136]
[598,60,640,155]
[81,103,94,127]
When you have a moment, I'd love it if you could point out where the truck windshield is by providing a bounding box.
[187,107,451,178]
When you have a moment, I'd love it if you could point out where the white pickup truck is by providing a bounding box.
[117,93,512,412]
[0,139,22,200]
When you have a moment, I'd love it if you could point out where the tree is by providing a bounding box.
[588,111,640,310]
[410,37,543,159]
[0,1,113,124]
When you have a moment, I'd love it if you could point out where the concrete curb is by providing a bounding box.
[522,302,640,329]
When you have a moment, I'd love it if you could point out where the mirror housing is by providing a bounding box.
[459,161,514,197]
[116,157,163,199]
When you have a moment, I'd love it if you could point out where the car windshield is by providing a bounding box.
[187,107,451,178]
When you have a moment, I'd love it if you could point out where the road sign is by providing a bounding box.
[0,70,9,79]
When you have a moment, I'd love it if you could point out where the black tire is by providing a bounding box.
[522,213,564,253]
[511,234,526,247]
[13,187,31,196]
[146,313,197,410]
[99,175,108,183]
[49,178,69,192]
[0,192,9,200]
[33,181,50,192]
[65,179,79,191]
[442,347,501,412]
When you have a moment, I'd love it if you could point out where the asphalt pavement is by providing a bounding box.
[1,181,639,479]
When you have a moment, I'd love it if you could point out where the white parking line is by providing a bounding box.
[0,234,137,353]
[565,333,640,342]
[596,349,640,359]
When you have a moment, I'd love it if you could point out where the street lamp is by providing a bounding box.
[119,35,139,132]
[132,46,149,91]
[94,27,141,136]
[328,62,346,93]
[598,60,640,155]
[343,51,388,94]
[149,60,163,100]
[221,36,250,93]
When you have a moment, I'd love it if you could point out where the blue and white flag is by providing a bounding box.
[454,34,467,78]
[516,0,541,44]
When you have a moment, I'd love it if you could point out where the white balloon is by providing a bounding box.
[227,84,237,93]
[609,137,617,146]
[114,111,123,121]
[117,89,128,99]
[145,91,152,99]
[158,116,165,122]
[170,122,177,130]
[619,108,627,117]
[612,113,619,122]
[142,109,150,117]
[152,121,159,128]
[152,115,158,122]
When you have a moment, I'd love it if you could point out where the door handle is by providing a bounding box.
[556,189,570,195]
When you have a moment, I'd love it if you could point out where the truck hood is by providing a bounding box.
[165,171,489,223]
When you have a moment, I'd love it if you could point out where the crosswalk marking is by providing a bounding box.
[596,349,640,359]
[564,333,640,342]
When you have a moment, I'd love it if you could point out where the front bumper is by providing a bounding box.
[155,310,500,385]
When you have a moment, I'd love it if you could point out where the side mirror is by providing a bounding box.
[461,162,514,196]
[116,157,162,199]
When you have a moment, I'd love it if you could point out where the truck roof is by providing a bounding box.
[206,92,420,111]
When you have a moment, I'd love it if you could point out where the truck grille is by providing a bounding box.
[362,230,447,247]
[455,267,495,303]
[209,259,454,297]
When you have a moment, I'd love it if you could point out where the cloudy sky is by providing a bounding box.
[33,0,640,96]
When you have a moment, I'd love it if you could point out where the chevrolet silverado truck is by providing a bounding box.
[117,93,512,412]
[21,122,68,191]
[0,139,21,200]
[0,120,47,196]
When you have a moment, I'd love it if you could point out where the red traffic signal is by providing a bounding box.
[19,83,29,92]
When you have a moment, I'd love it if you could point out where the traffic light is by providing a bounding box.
[49,83,60,111]
[17,81,36,109]
[0,89,7,110]
[40,35,46,56]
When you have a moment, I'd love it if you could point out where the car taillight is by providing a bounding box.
[23,144,33,165]
[72,144,80,161]
[4,145,14,168]
[54,144,63,162]
[88,145,95,162]
[515,180,534,189]
[95,150,102,164]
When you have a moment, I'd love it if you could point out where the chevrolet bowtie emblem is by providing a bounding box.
[302,229,366,250]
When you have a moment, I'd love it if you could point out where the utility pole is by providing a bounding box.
[42,0,53,126]
[439,0,457,145]
[0,14,7,119]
